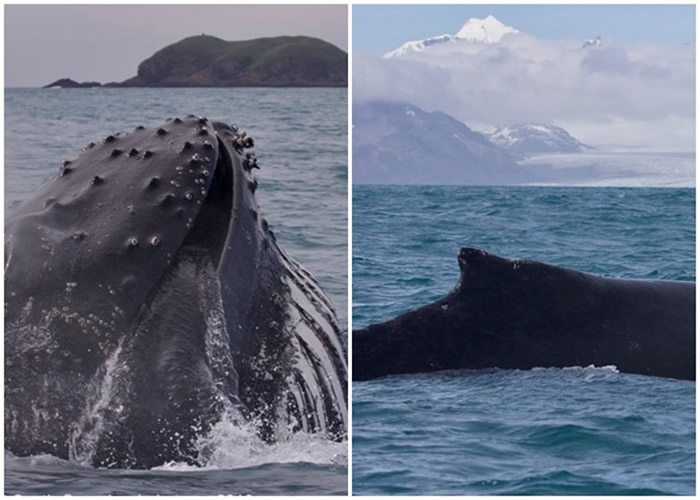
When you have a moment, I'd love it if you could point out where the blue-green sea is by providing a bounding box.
[353,185,695,495]
[4,88,348,495]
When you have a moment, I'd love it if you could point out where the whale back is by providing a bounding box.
[353,248,695,381]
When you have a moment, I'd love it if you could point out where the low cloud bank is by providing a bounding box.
[355,32,695,151]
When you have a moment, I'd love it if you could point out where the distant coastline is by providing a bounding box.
[43,34,347,89]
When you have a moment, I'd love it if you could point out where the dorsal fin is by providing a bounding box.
[457,247,511,272]
[455,247,513,291]
[454,247,596,297]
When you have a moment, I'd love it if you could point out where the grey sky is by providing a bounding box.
[5,5,348,87]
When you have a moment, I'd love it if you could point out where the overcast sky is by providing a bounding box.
[5,5,348,87]
[354,5,695,151]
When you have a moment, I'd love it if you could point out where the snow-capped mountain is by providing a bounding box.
[455,15,519,43]
[384,15,519,58]
[487,124,592,155]
[353,100,527,185]
[582,35,603,48]
[383,34,455,58]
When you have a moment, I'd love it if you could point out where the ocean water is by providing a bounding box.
[352,185,695,495]
[4,88,348,495]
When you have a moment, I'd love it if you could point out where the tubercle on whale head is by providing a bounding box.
[5,116,229,320]
[14,113,262,319]
[196,121,270,275]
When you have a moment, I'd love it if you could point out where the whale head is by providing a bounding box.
[5,116,346,468]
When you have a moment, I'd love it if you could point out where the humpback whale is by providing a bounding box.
[5,116,347,468]
[353,248,694,381]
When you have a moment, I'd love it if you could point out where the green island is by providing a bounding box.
[44,34,347,88]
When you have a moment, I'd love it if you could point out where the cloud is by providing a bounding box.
[580,46,634,74]
[354,34,695,151]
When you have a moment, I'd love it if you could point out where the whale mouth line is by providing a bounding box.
[122,134,237,372]
[182,136,234,269]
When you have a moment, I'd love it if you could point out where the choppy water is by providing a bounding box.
[352,185,695,495]
[4,88,347,495]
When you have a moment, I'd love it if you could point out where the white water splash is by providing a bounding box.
[530,365,620,383]
[563,364,620,373]
[153,416,347,471]
[69,340,129,466]
[531,364,620,373]
[152,253,347,472]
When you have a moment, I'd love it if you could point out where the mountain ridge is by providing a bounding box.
[353,100,525,185]
[353,100,594,184]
